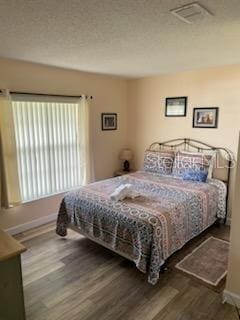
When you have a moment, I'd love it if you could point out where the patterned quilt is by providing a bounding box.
[56,171,226,285]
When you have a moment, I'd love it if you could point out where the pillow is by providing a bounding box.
[182,169,208,182]
[143,150,175,175]
[172,150,215,177]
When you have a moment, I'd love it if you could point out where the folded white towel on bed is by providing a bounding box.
[110,184,141,201]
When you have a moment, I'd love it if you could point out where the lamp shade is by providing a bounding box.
[119,148,133,161]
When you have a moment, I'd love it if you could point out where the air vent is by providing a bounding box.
[170,2,213,24]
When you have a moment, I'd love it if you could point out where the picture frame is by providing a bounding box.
[193,107,219,128]
[165,97,187,117]
[101,113,117,130]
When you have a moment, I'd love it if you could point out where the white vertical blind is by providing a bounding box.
[12,100,83,202]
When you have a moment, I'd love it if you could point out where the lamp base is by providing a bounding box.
[123,160,130,172]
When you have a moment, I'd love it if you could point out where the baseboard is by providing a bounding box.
[5,212,58,236]
[223,289,240,308]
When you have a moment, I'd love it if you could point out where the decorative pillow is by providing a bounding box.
[182,169,208,182]
[143,150,175,175]
[172,150,215,177]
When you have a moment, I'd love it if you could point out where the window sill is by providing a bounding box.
[22,187,82,205]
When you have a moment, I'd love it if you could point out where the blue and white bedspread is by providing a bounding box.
[56,171,226,285]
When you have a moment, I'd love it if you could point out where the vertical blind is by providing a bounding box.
[12,100,84,202]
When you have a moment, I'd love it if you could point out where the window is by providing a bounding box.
[12,96,86,202]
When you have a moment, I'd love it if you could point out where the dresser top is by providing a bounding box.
[0,228,26,262]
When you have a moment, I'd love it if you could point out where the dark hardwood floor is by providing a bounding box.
[15,223,237,320]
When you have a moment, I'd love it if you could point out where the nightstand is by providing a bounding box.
[114,170,134,177]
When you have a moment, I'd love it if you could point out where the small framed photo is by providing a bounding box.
[193,107,219,128]
[101,113,117,130]
[165,97,187,117]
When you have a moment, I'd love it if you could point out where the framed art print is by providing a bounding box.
[165,97,187,117]
[193,107,219,128]
[101,113,117,130]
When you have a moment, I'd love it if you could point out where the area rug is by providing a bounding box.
[175,237,229,287]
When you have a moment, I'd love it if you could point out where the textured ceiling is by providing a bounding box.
[0,0,240,77]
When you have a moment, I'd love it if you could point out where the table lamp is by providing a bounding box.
[119,148,133,172]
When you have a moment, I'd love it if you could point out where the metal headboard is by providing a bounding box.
[149,138,234,222]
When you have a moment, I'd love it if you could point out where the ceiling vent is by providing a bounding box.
[170,2,213,24]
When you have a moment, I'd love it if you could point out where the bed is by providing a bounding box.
[56,138,232,285]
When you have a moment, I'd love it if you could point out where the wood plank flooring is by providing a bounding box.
[15,223,238,320]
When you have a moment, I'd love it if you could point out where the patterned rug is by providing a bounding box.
[175,237,229,288]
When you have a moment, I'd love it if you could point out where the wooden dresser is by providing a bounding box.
[0,229,27,320]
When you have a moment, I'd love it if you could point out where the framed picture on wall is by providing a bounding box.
[193,107,219,128]
[165,97,187,117]
[101,113,117,130]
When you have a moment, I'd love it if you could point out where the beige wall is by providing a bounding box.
[225,132,240,301]
[0,58,128,229]
[127,65,240,215]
